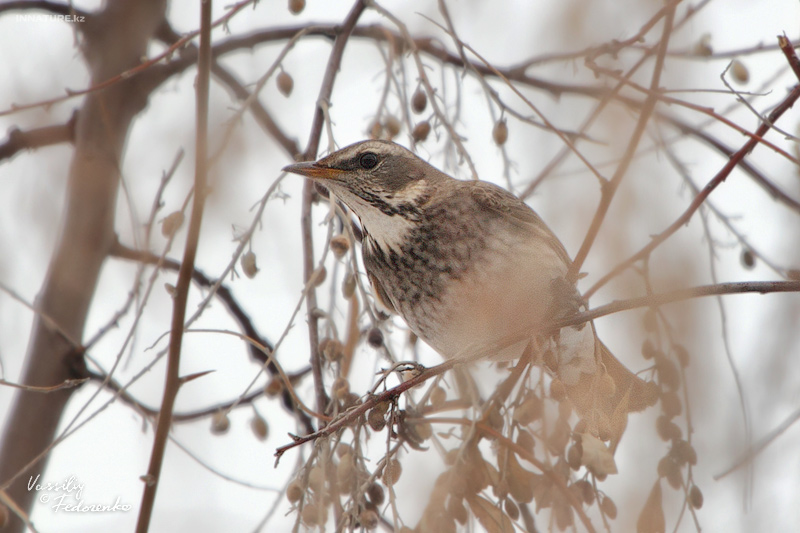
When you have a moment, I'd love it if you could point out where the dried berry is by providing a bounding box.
[689,485,704,509]
[264,378,282,397]
[161,211,184,238]
[211,411,230,435]
[250,413,268,441]
[277,71,294,97]
[241,251,259,279]
[382,459,402,486]
[342,273,356,298]
[367,482,385,505]
[741,249,755,269]
[320,337,345,363]
[412,121,431,142]
[288,0,305,15]
[673,344,690,367]
[286,480,303,503]
[731,59,749,84]
[430,385,447,409]
[359,509,379,529]
[600,495,617,519]
[384,115,401,138]
[311,265,326,287]
[492,119,508,146]
[412,88,427,113]
[367,327,384,348]
[330,234,350,259]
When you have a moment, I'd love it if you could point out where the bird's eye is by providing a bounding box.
[359,152,378,170]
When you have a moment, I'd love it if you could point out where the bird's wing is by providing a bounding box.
[466,180,573,267]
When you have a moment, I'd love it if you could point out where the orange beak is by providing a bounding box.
[282,161,344,180]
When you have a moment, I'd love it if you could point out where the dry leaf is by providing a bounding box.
[637,480,665,533]
[580,433,618,475]
[466,495,514,533]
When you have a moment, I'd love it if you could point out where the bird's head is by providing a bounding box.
[284,140,445,248]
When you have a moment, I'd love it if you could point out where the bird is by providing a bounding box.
[284,139,657,449]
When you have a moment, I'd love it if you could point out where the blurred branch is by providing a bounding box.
[568,3,677,280]
[586,69,800,299]
[557,280,800,331]
[0,2,167,531]
[297,0,367,419]
[0,112,76,162]
[135,0,212,528]
[0,1,88,20]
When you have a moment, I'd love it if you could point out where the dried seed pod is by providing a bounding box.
[673,344,690,367]
[656,415,681,442]
[342,273,356,298]
[731,59,749,84]
[336,442,352,458]
[384,115,401,138]
[241,251,259,279]
[658,457,682,490]
[366,482,385,505]
[382,459,402,486]
[332,376,350,401]
[671,439,697,466]
[330,234,350,259]
[250,413,268,441]
[277,71,294,97]
[369,120,383,140]
[301,502,319,526]
[320,337,345,363]
[367,406,387,431]
[412,87,427,113]
[412,421,433,441]
[336,454,355,487]
[554,499,574,530]
[288,0,305,14]
[367,327,384,348]
[516,429,535,450]
[161,211,184,238]
[211,411,230,435]
[311,265,327,287]
[492,119,508,146]
[308,466,325,493]
[693,33,713,56]
[264,378,282,397]
[574,479,595,505]
[504,498,520,521]
[741,249,755,269]
[656,356,681,391]
[487,404,504,431]
[513,393,543,425]
[600,495,617,519]
[689,484,704,509]
[449,496,468,525]
[412,121,431,142]
[286,480,303,503]
[567,443,583,470]
[641,339,657,360]
[506,452,534,504]
[359,509,379,529]
[164,283,177,297]
[430,385,447,409]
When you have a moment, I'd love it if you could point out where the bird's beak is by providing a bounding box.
[283,161,344,180]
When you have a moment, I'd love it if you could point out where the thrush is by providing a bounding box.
[284,140,657,447]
